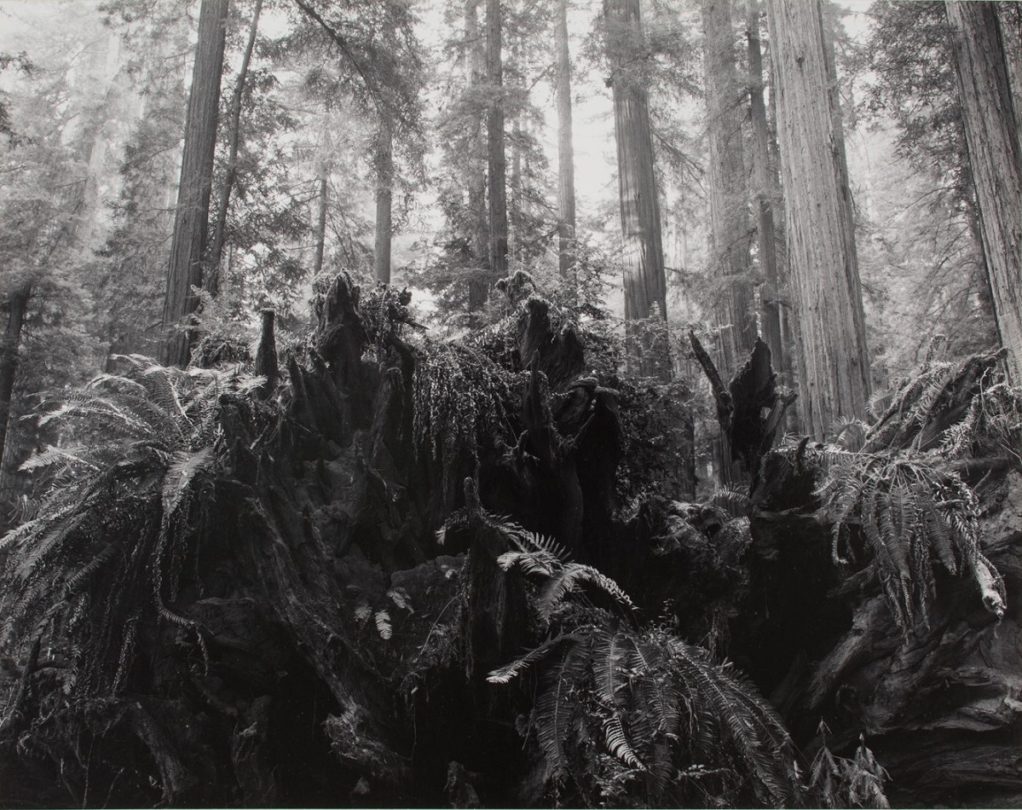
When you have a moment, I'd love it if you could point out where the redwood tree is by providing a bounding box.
[374,116,394,284]
[486,0,509,280]
[701,0,755,377]
[466,0,490,311]
[0,285,30,474]
[205,0,262,297]
[946,1,1022,383]
[604,0,669,380]
[746,0,785,378]
[160,0,229,367]
[555,0,577,284]
[765,0,870,438]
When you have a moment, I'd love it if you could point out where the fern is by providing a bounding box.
[533,643,587,783]
[0,355,256,731]
[603,712,645,770]
[817,449,998,634]
[810,723,890,809]
[707,487,752,518]
[374,610,392,640]
[537,563,636,622]
[489,560,805,806]
[496,549,560,578]
[486,633,579,684]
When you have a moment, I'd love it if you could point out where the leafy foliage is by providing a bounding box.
[412,339,516,467]
[817,449,1000,632]
[815,351,1020,633]
[810,723,891,809]
[487,525,805,808]
[0,357,267,737]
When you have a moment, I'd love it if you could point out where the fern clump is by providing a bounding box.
[817,449,1005,632]
[814,349,1020,635]
[938,377,1022,465]
[488,528,804,807]
[863,348,1020,457]
[0,357,266,743]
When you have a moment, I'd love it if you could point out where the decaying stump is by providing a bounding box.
[734,348,1022,805]
[690,331,797,484]
[1,273,1019,808]
[0,278,698,807]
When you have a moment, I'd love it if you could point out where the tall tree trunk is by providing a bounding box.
[555,0,577,286]
[996,3,1022,150]
[604,0,670,381]
[702,0,755,379]
[508,33,523,274]
[764,44,799,432]
[746,0,785,379]
[946,1,1022,383]
[765,0,871,439]
[160,0,229,367]
[820,5,870,383]
[206,0,262,297]
[466,0,489,311]
[509,112,522,272]
[0,284,30,480]
[374,116,394,284]
[486,0,509,280]
[313,173,328,278]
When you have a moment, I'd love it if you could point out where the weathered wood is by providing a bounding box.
[0,283,30,478]
[690,331,795,481]
[254,309,278,399]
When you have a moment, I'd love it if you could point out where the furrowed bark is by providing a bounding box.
[701,0,755,378]
[374,116,394,284]
[946,1,1022,383]
[161,0,229,367]
[604,0,670,381]
[485,0,509,281]
[205,0,262,297]
[746,0,785,383]
[765,0,871,438]
[555,0,577,287]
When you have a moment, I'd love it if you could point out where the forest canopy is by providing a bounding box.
[0,0,1020,807]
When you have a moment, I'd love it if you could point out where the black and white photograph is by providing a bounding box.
[0,0,1020,805]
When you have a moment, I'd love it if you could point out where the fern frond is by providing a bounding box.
[496,550,560,578]
[603,712,645,770]
[532,645,587,782]
[593,629,627,705]
[387,588,413,613]
[161,448,213,520]
[707,487,751,518]
[667,639,800,807]
[85,372,149,397]
[354,602,372,623]
[375,610,392,640]
[538,563,636,621]
[20,445,99,473]
[487,634,579,685]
